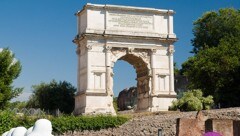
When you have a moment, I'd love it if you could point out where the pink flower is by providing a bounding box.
[204,132,222,136]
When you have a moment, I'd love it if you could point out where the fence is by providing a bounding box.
[11,108,62,117]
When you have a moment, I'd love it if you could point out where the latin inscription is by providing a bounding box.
[108,12,153,30]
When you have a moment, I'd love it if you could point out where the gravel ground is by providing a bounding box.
[59,107,240,136]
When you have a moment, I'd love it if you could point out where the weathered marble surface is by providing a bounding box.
[74,3,177,115]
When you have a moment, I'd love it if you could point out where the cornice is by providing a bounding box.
[75,3,175,16]
[73,33,178,45]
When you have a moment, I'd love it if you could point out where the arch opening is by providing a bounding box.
[113,54,150,111]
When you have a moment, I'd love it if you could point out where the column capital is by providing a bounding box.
[168,45,175,55]
[86,44,92,50]
[105,45,112,52]
[151,49,157,55]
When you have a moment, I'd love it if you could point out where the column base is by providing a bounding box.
[150,95,177,112]
[74,92,116,115]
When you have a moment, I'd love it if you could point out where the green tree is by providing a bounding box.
[0,48,23,109]
[27,80,76,114]
[182,8,240,107]
[170,89,214,111]
[191,8,240,54]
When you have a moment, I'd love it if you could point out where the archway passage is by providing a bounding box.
[113,60,136,97]
[115,54,150,111]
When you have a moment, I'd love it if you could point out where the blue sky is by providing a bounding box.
[0,0,239,101]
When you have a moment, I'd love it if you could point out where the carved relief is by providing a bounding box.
[127,47,134,54]
[106,67,114,96]
[137,77,149,94]
[76,39,88,55]
[109,69,114,96]
[110,47,151,97]
[110,47,127,66]
[111,48,151,64]
[131,49,151,69]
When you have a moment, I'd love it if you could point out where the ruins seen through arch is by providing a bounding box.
[73,3,177,115]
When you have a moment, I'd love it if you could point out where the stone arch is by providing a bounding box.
[111,48,151,70]
[74,3,178,115]
[110,48,151,111]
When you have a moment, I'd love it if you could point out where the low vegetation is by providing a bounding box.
[52,115,129,134]
[169,89,214,111]
[0,110,129,134]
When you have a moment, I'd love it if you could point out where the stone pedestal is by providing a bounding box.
[74,93,115,115]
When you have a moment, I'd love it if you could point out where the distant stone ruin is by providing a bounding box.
[117,87,137,111]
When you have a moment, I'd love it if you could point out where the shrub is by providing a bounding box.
[15,115,37,129]
[51,115,129,134]
[169,89,214,111]
[0,110,47,134]
[0,112,129,135]
[113,97,118,112]
[0,110,16,134]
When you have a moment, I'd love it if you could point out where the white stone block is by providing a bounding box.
[151,97,176,111]
[6,128,15,136]
[24,127,33,136]
[27,119,53,136]
[2,131,8,136]
[12,127,27,136]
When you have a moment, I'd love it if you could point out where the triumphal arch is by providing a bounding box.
[73,3,177,115]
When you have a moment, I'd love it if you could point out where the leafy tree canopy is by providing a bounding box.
[182,8,240,107]
[191,8,240,54]
[0,48,22,109]
[27,80,76,114]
